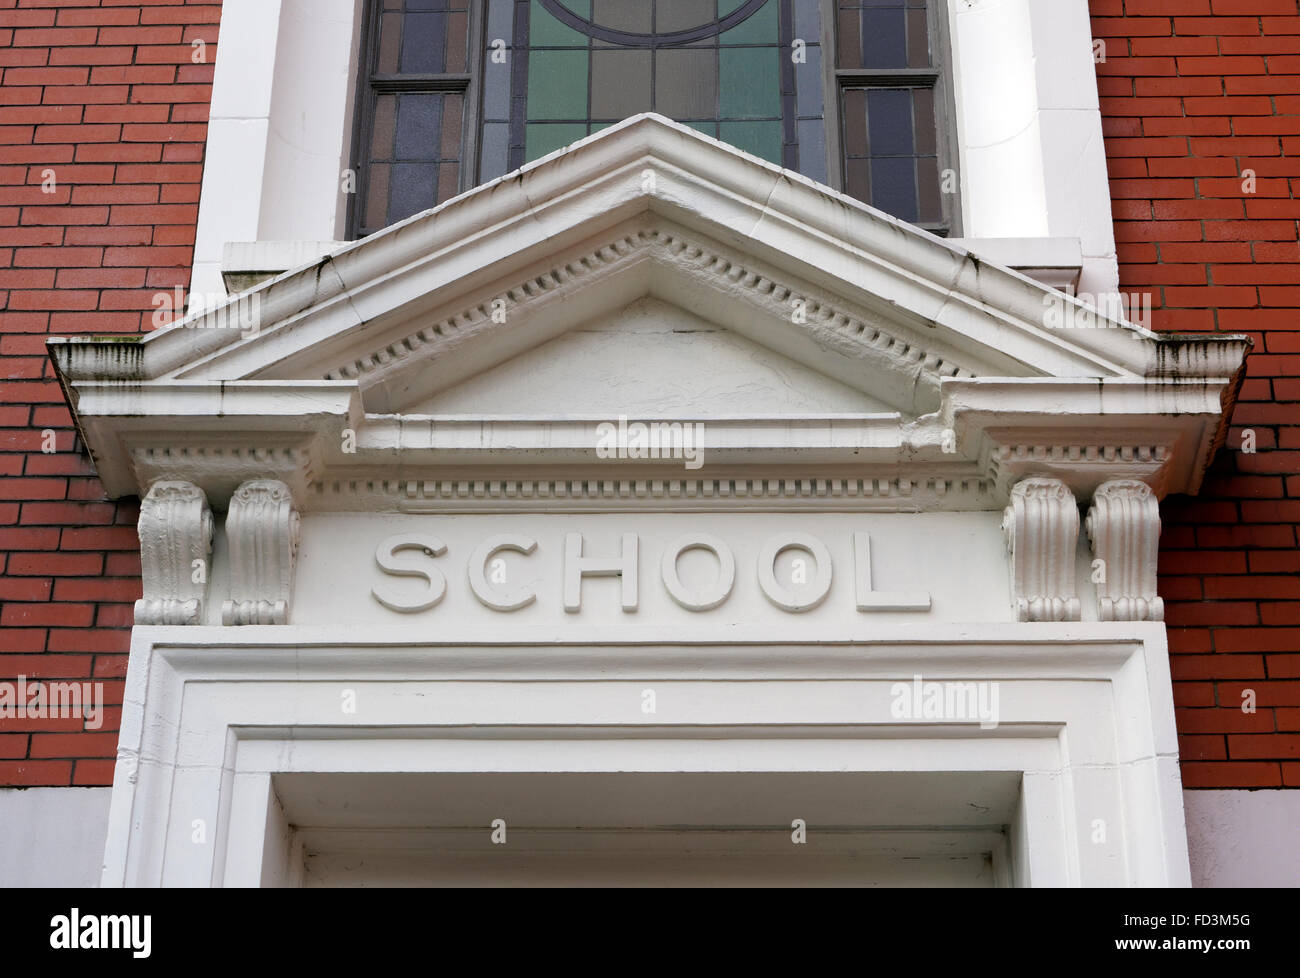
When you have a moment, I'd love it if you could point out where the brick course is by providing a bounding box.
[0,0,218,787]
[1094,0,1300,788]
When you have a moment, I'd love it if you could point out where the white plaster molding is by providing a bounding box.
[48,117,1247,505]
[56,116,1243,387]
[135,481,213,625]
[947,236,1083,293]
[1002,477,1081,622]
[100,623,1191,887]
[221,240,348,295]
[221,480,301,625]
[1086,480,1164,623]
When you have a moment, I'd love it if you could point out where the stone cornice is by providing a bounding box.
[53,375,1242,505]
[48,115,1246,390]
[45,114,1248,510]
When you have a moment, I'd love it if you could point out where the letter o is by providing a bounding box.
[660,533,735,612]
[757,533,832,612]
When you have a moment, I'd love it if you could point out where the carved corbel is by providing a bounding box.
[222,479,300,625]
[135,481,213,625]
[1002,477,1081,622]
[1086,480,1164,622]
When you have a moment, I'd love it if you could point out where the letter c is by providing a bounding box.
[469,534,537,612]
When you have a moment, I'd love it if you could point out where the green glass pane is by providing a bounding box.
[719,0,777,45]
[530,0,590,47]
[719,0,748,13]
[717,119,774,162]
[527,50,589,120]
[526,122,588,160]
[720,47,780,119]
[686,120,719,138]
[720,120,782,164]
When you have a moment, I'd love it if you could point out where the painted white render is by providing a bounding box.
[48,115,1248,887]
[0,788,111,888]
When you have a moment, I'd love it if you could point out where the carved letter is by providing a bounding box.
[853,531,930,611]
[135,480,212,625]
[372,534,447,613]
[564,532,638,613]
[757,533,832,613]
[660,533,735,612]
[469,534,536,612]
[1086,480,1164,621]
[221,480,300,625]
[1002,477,1081,622]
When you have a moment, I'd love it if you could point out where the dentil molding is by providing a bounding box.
[135,480,213,625]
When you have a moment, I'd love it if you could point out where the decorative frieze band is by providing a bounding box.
[135,480,213,625]
[221,479,301,625]
[1002,477,1081,622]
[1086,480,1164,622]
[322,227,977,388]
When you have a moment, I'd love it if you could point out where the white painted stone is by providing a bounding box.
[135,481,212,625]
[1184,790,1300,888]
[468,534,539,612]
[221,480,300,625]
[1003,477,1081,622]
[1087,480,1164,622]
[410,297,894,417]
[0,788,111,888]
[99,624,1191,887]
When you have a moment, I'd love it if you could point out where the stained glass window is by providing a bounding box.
[350,0,958,237]
[479,0,827,183]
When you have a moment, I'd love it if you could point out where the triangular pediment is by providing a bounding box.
[49,114,1248,504]
[409,297,892,417]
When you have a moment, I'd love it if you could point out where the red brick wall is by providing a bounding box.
[1092,0,1300,788]
[0,1,219,786]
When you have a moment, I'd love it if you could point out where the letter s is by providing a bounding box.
[371,535,447,612]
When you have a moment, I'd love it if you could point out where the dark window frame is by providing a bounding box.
[818,0,962,236]
[346,0,486,239]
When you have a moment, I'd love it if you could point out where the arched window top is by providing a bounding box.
[536,0,772,47]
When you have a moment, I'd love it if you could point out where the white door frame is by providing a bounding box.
[102,622,1189,887]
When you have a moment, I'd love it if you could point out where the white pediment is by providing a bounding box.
[49,114,1248,505]
[408,297,892,417]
